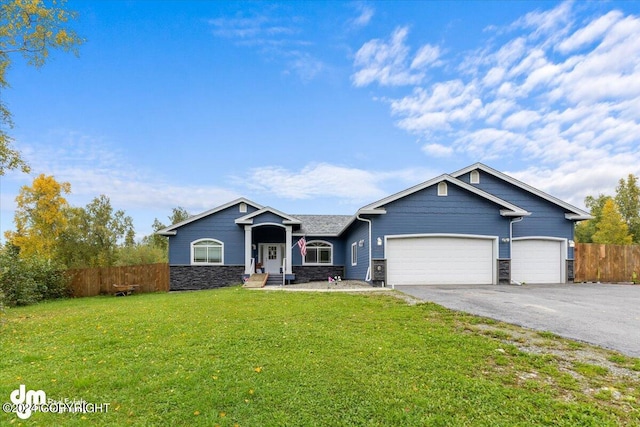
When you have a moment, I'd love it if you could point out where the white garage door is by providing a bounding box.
[511,239,563,284]
[386,236,495,285]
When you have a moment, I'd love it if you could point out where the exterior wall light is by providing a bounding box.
[501,237,510,243]
[377,237,382,246]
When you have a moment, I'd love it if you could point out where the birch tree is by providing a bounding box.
[0,0,83,174]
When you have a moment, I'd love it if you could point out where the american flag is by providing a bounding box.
[297,237,307,257]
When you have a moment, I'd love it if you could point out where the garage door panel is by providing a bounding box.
[387,236,495,285]
[511,239,563,284]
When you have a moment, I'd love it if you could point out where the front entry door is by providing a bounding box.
[262,244,283,274]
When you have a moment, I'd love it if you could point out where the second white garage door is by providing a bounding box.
[386,235,496,286]
[511,238,564,284]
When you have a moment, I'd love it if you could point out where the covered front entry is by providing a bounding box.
[386,234,497,286]
[259,243,284,274]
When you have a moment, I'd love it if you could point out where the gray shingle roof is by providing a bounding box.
[291,214,354,235]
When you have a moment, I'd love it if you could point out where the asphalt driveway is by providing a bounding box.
[396,283,640,357]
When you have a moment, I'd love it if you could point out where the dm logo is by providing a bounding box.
[10,384,46,420]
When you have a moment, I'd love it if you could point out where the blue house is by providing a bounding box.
[157,163,591,289]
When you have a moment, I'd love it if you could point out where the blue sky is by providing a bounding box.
[2,0,640,240]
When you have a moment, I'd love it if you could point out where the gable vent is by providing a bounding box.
[437,182,448,196]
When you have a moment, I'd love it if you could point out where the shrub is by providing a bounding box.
[0,245,70,307]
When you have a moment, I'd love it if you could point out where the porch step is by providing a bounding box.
[243,273,267,288]
[266,274,284,286]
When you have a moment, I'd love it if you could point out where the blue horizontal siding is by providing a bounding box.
[342,220,369,280]
[168,203,256,265]
[252,211,289,225]
[370,183,512,259]
[459,170,575,257]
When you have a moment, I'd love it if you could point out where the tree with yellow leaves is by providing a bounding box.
[0,0,83,175]
[592,199,633,245]
[5,173,71,260]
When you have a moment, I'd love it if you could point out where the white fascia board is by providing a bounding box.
[356,173,528,217]
[235,206,302,225]
[500,210,532,217]
[356,208,386,215]
[566,213,593,221]
[357,174,451,211]
[157,197,263,235]
[451,163,592,219]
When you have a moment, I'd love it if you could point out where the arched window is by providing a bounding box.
[437,181,448,196]
[191,239,223,264]
[303,241,333,265]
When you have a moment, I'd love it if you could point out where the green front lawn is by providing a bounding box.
[1,288,638,426]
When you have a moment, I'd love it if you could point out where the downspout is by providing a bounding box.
[509,216,524,285]
[356,214,372,282]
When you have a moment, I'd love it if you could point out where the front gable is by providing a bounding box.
[160,198,262,265]
[358,174,529,217]
[157,198,262,236]
[451,163,591,220]
[235,207,302,227]
[361,176,527,260]
[451,163,591,239]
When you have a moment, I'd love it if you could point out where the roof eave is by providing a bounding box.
[566,213,593,221]
[356,208,387,215]
[500,210,532,217]
[451,163,592,219]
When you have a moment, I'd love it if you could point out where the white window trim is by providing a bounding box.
[191,238,224,265]
[302,240,333,265]
[437,181,448,196]
[470,170,480,184]
[351,242,357,266]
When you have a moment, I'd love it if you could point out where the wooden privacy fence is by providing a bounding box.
[66,263,170,297]
[574,243,640,283]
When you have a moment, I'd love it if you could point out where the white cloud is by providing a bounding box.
[557,10,623,53]
[351,3,374,28]
[512,0,574,45]
[284,51,325,81]
[502,110,541,130]
[11,132,241,214]
[209,11,326,81]
[390,81,483,134]
[209,15,297,39]
[411,44,441,69]
[354,0,640,203]
[422,143,453,157]
[352,26,442,87]
[241,163,387,202]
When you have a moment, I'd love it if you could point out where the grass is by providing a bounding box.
[1,287,639,426]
